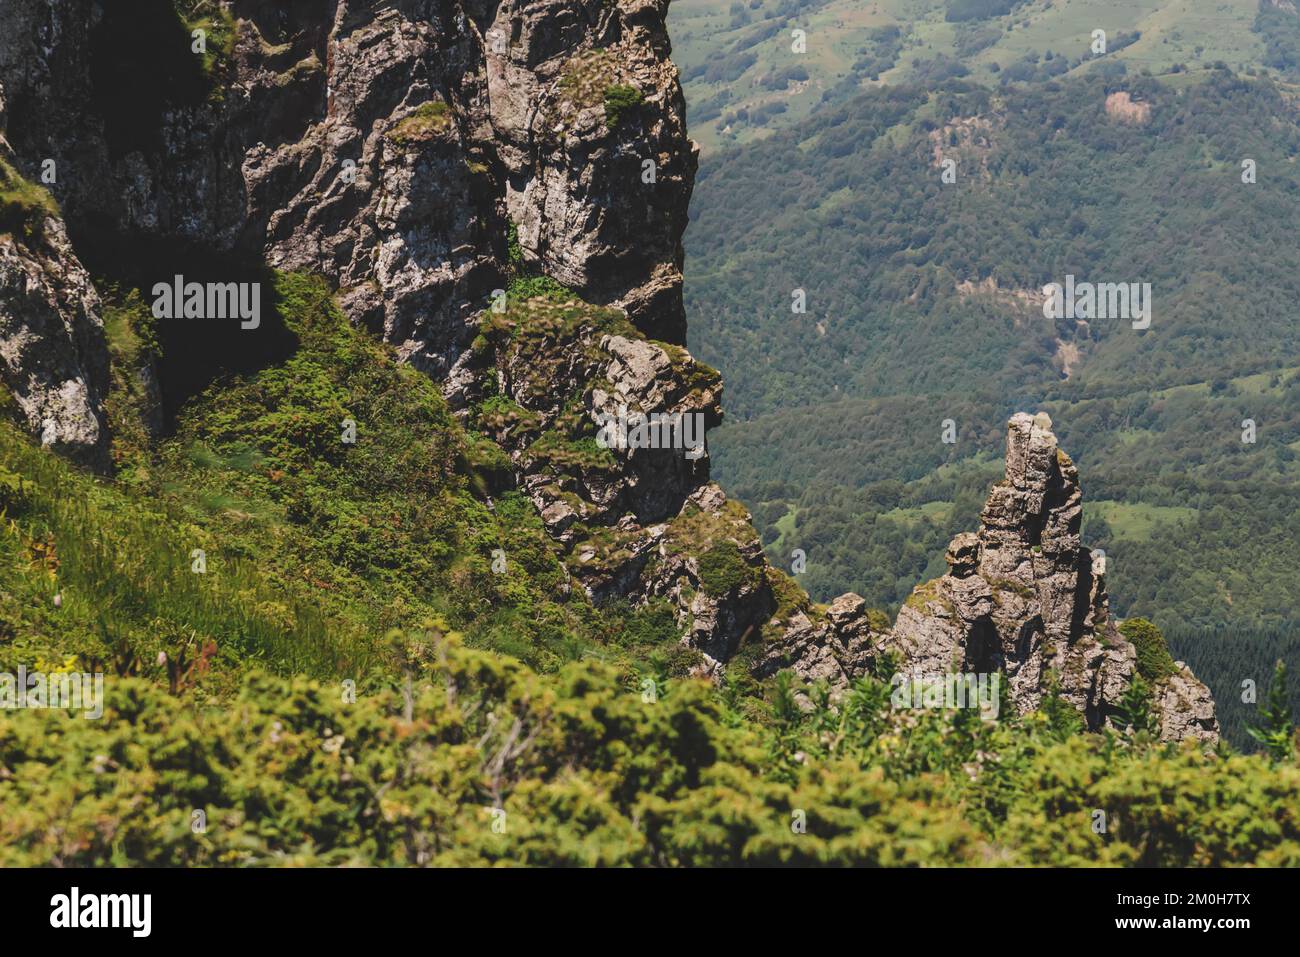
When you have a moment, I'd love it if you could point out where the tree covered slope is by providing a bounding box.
[683,70,1300,740]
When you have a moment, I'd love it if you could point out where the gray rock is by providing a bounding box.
[792,414,1220,742]
[756,592,883,695]
[0,152,109,466]
[1154,666,1221,744]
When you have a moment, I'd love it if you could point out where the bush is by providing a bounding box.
[697,541,756,597]
[4,635,1299,866]
[1120,617,1179,682]
[603,84,645,129]
[0,157,59,240]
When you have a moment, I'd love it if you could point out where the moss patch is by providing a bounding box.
[525,431,618,475]
[1119,617,1179,683]
[389,100,452,147]
[698,541,757,598]
[0,157,59,240]
[990,577,1034,600]
[558,49,618,113]
[174,0,237,82]
[904,578,956,616]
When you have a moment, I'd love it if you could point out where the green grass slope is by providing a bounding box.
[0,273,693,699]
[670,0,1294,152]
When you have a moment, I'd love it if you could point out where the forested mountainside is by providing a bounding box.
[682,68,1300,746]
[670,0,1300,152]
[0,0,1294,866]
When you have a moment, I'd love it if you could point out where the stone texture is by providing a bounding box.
[0,0,693,373]
[0,97,109,467]
[1154,665,1221,744]
[755,592,883,697]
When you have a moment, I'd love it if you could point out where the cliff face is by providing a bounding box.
[0,82,109,466]
[0,0,762,660]
[0,0,693,359]
[0,174,110,466]
[0,1,1217,739]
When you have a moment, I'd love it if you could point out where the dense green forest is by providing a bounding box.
[682,68,1300,746]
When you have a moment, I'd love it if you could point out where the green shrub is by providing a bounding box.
[388,100,452,146]
[3,634,1299,866]
[0,157,59,239]
[173,0,237,83]
[1119,617,1179,682]
[697,541,755,597]
[507,274,571,302]
[603,84,645,129]
[1247,660,1295,763]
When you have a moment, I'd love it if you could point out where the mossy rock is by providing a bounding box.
[990,577,1034,600]
[525,431,618,474]
[698,541,757,598]
[904,579,956,616]
[0,157,59,240]
[174,0,238,86]
[557,49,618,114]
[474,394,543,439]
[389,100,452,147]
[664,499,754,558]
[765,565,810,625]
[1119,617,1179,682]
[866,608,893,632]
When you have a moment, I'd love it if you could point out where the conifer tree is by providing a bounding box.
[1247,660,1295,762]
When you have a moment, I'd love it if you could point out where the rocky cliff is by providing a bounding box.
[0,0,693,357]
[0,0,765,665]
[0,86,110,466]
[763,413,1220,744]
[0,1,1217,740]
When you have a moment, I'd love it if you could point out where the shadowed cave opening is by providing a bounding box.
[70,217,299,431]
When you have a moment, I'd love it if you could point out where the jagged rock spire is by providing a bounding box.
[768,414,1220,743]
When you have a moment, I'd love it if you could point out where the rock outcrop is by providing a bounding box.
[0,0,757,654]
[772,413,1219,743]
[0,85,109,467]
[754,592,883,691]
[0,0,692,375]
[466,290,771,665]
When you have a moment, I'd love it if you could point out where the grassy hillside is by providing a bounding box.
[0,273,693,698]
[670,0,1290,152]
